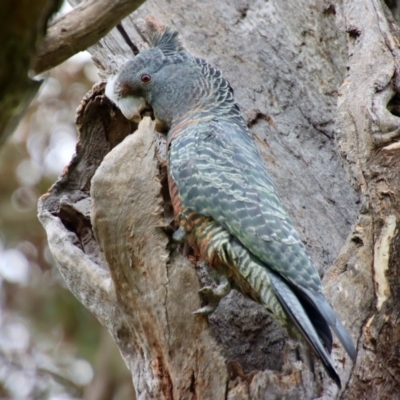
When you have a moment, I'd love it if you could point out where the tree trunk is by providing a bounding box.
[0,0,61,146]
[38,0,400,398]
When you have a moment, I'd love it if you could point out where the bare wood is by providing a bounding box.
[91,117,228,399]
[38,84,230,398]
[325,0,400,397]
[38,81,134,331]
[32,0,145,74]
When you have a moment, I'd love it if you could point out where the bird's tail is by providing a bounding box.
[301,289,357,362]
[198,225,345,386]
[268,271,341,387]
[231,240,341,386]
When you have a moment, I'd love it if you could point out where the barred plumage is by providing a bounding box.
[105,27,356,387]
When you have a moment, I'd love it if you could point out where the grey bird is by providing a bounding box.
[105,27,356,387]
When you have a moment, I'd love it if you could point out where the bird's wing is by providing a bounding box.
[169,119,320,291]
[169,119,356,360]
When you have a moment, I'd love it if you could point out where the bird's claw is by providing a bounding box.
[193,279,231,316]
[192,304,218,316]
[198,286,214,296]
[170,227,187,251]
[200,280,231,298]
[172,226,187,243]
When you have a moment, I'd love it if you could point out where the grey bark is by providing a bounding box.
[38,0,400,398]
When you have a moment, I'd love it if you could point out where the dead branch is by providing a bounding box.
[33,0,145,74]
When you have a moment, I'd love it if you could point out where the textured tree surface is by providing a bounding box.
[38,0,400,398]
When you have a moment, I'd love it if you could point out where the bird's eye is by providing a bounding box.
[141,74,152,83]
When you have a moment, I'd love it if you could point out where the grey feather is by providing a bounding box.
[269,270,342,387]
[148,28,185,56]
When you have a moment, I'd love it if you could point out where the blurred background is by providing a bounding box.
[0,4,135,399]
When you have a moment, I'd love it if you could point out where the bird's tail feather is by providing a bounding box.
[269,271,341,387]
[303,289,357,362]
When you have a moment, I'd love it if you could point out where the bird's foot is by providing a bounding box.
[172,226,187,243]
[201,279,231,298]
[193,279,231,316]
[170,226,187,251]
[192,304,219,316]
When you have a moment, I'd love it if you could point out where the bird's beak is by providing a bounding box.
[105,76,147,123]
[115,96,148,123]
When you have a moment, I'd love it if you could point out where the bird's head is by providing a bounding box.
[106,28,202,129]
[106,27,238,132]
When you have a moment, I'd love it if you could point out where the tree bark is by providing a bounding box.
[38,0,400,398]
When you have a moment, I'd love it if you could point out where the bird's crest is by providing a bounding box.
[148,27,185,56]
